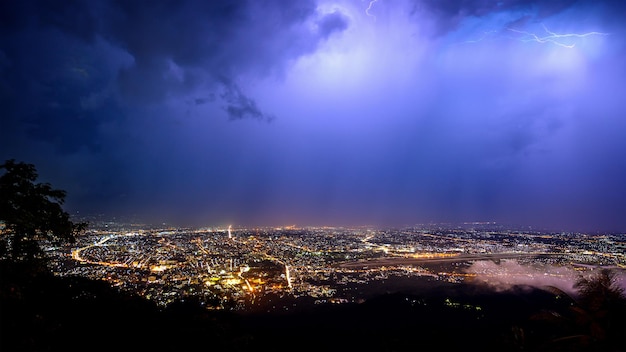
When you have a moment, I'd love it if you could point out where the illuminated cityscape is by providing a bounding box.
[3,0,626,350]
[44,220,626,312]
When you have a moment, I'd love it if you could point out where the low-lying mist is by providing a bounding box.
[464,259,626,296]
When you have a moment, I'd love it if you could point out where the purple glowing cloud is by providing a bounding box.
[1,0,625,230]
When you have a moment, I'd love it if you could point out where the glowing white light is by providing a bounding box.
[507,24,609,48]
[285,264,292,290]
[365,0,379,21]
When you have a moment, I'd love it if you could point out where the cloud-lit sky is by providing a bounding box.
[2,0,625,231]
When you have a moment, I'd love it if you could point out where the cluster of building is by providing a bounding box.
[44,222,626,311]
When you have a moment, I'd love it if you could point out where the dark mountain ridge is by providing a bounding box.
[6,260,623,352]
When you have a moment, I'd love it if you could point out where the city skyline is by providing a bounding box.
[19,219,625,351]
[48,221,626,311]
[2,0,626,233]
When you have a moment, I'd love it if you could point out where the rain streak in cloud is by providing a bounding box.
[1,0,625,232]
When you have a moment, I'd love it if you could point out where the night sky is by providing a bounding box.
[1,0,625,232]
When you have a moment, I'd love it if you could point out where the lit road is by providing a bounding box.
[229,226,294,291]
[71,233,139,268]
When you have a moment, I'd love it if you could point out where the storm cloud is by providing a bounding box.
[1,0,625,231]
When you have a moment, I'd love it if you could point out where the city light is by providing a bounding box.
[44,221,625,311]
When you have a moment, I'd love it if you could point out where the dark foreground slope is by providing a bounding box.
[2,261,624,352]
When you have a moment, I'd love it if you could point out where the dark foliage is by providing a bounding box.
[2,261,585,352]
[521,269,626,352]
[0,159,86,262]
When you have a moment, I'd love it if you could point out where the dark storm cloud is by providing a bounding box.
[2,0,625,231]
[104,0,348,105]
[417,0,576,18]
[220,81,275,122]
[0,0,349,152]
[413,0,625,36]
[34,0,102,42]
[315,10,350,39]
[0,22,126,154]
[0,0,350,215]
[193,95,215,106]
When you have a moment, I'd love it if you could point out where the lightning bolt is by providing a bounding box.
[461,30,499,44]
[365,0,379,21]
[507,24,609,48]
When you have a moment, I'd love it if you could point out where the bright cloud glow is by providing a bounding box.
[1,0,625,230]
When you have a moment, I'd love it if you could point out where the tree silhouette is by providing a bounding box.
[572,268,626,349]
[527,268,626,351]
[0,159,86,262]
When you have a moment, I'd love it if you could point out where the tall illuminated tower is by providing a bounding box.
[228,225,232,239]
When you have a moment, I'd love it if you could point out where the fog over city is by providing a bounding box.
[465,260,626,295]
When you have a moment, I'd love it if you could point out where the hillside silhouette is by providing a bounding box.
[5,259,624,352]
[1,160,624,351]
